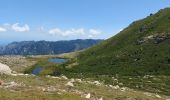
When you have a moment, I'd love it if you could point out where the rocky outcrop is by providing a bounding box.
[136,33,170,45]
[0,63,12,75]
[0,56,36,72]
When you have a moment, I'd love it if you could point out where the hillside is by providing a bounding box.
[54,8,170,96]
[0,39,102,55]
[65,8,170,76]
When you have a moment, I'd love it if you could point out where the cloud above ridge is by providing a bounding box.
[48,28,102,37]
[11,23,30,32]
[0,22,104,39]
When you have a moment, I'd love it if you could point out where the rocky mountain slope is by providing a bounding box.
[0,39,102,55]
[67,8,170,76]
[55,8,170,96]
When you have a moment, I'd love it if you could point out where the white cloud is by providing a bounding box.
[65,28,85,36]
[48,28,85,36]
[89,29,102,35]
[0,27,7,32]
[49,28,62,35]
[12,23,30,32]
[48,28,103,38]
[88,34,93,38]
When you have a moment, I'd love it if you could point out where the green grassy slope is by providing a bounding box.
[65,8,170,76]
[1,75,167,100]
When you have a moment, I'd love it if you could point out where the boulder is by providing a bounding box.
[97,97,103,100]
[0,80,3,85]
[155,94,161,98]
[75,79,82,83]
[93,81,101,86]
[65,81,74,87]
[61,75,68,80]
[85,93,91,99]
[113,85,120,89]
[0,63,12,75]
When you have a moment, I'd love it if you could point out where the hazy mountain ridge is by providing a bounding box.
[0,39,103,55]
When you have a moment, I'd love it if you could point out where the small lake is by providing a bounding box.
[32,58,67,75]
[32,68,43,75]
[48,58,67,64]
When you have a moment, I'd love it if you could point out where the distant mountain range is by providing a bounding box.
[0,39,103,55]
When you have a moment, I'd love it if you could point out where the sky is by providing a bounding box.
[0,0,170,44]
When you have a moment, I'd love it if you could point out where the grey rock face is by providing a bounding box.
[0,39,103,55]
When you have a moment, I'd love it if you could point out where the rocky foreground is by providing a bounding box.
[0,74,169,100]
[0,56,36,72]
[0,56,169,100]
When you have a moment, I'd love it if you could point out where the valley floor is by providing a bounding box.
[0,55,169,100]
[0,74,168,100]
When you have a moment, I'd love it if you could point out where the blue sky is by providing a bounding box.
[0,0,170,44]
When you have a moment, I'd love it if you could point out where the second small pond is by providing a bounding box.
[48,58,67,64]
[32,58,67,75]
